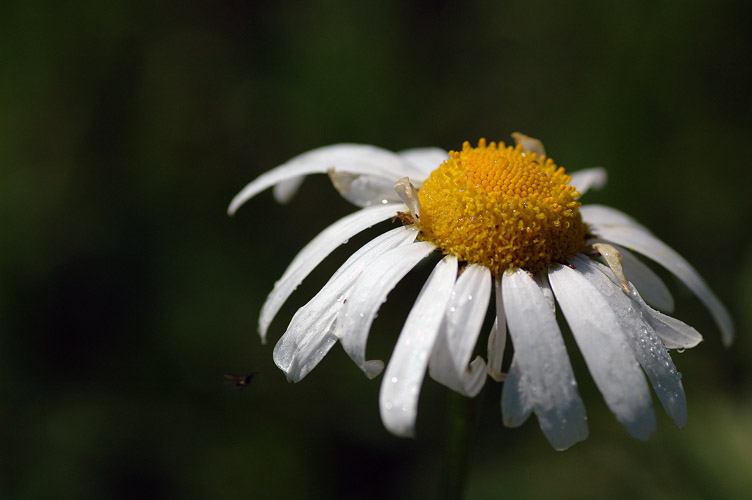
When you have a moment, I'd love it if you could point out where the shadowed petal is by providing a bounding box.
[629,289,703,349]
[501,357,533,427]
[572,256,687,428]
[503,268,588,450]
[328,170,403,207]
[614,245,674,313]
[548,264,656,440]
[487,277,507,382]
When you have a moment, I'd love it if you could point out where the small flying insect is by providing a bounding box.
[224,371,258,389]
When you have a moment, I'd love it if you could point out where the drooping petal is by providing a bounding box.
[397,148,448,182]
[512,132,546,156]
[501,356,533,427]
[394,178,421,218]
[327,170,403,207]
[570,167,607,197]
[613,244,674,313]
[228,144,412,215]
[338,241,438,376]
[273,226,419,382]
[548,264,656,440]
[586,249,702,348]
[629,291,703,349]
[502,268,588,450]
[428,264,491,396]
[272,176,306,204]
[588,222,734,346]
[259,203,405,342]
[380,255,458,437]
[572,256,687,428]
[487,277,507,382]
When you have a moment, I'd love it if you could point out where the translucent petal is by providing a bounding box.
[327,170,403,207]
[272,226,418,382]
[614,245,674,313]
[380,255,458,437]
[548,264,656,440]
[228,144,411,214]
[487,277,507,382]
[393,178,421,218]
[272,176,305,204]
[428,264,491,396]
[630,290,703,349]
[582,252,701,349]
[259,203,405,342]
[501,356,533,427]
[502,269,588,450]
[338,241,437,375]
[589,223,734,346]
[572,256,687,428]
[569,167,607,197]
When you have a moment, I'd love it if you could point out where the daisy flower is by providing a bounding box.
[229,134,733,450]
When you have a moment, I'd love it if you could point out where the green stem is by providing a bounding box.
[438,387,485,500]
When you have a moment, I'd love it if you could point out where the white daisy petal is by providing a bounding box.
[502,268,588,450]
[570,167,607,196]
[428,264,491,396]
[512,132,546,156]
[327,170,403,207]
[228,144,411,215]
[259,203,406,342]
[501,356,533,427]
[580,204,651,232]
[589,223,734,346]
[486,277,507,382]
[272,176,306,204]
[613,244,674,313]
[629,291,703,349]
[572,256,687,428]
[397,148,449,181]
[380,255,458,437]
[582,251,701,349]
[338,241,437,376]
[273,226,418,382]
[432,354,488,398]
[548,264,656,440]
[393,178,422,218]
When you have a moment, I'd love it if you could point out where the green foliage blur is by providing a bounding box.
[2,1,751,499]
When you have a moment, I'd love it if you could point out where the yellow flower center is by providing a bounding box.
[417,139,585,273]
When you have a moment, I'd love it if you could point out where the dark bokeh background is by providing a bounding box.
[2,1,751,499]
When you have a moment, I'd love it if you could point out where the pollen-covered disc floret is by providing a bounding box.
[417,139,586,273]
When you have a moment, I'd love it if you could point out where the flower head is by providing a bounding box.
[229,134,733,450]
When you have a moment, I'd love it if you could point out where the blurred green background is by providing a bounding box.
[2,1,751,499]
